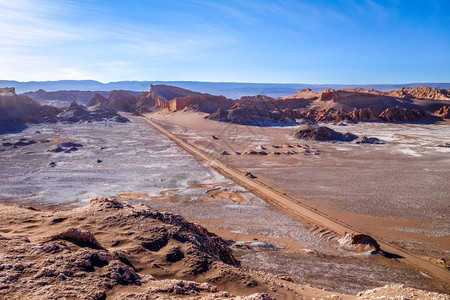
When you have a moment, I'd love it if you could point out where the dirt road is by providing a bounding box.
[143,116,450,286]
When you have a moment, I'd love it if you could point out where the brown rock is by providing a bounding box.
[348,108,380,121]
[338,233,381,254]
[388,86,450,100]
[435,105,450,119]
[51,228,103,249]
[291,125,358,142]
[379,106,426,122]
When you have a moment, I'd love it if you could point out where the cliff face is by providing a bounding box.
[0,87,42,121]
[148,84,234,113]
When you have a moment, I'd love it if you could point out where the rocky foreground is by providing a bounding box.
[0,197,449,299]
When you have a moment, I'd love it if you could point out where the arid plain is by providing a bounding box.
[1,84,449,299]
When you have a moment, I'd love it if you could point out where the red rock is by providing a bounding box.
[388,87,450,101]
[434,105,450,119]
[348,108,380,121]
[379,106,426,122]
[149,85,233,113]
[87,90,138,112]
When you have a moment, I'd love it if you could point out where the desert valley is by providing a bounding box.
[0,83,449,299]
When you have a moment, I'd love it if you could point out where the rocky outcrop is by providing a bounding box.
[338,233,381,254]
[354,136,384,144]
[357,284,450,300]
[133,92,157,113]
[291,125,357,142]
[434,105,450,119]
[23,89,111,106]
[206,108,227,121]
[317,89,382,103]
[0,233,140,299]
[106,90,139,112]
[283,88,319,100]
[314,108,348,122]
[86,93,108,107]
[51,227,102,249]
[207,95,296,126]
[87,90,138,112]
[348,108,380,122]
[0,88,43,121]
[57,102,129,123]
[0,87,16,96]
[269,87,448,124]
[379,106,426,122]
[0,88,65,124]
[388,87,450,101]
[0,197,301,299]
[1,199,448,299]
[149,85,234,113]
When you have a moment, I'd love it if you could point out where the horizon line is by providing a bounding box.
[1,79,450,86]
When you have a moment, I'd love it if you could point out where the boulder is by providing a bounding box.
[291,125,358,142]
[338,233,381,254]
[354,136,385,144]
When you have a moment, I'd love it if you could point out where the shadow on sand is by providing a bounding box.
[382,250,404,259]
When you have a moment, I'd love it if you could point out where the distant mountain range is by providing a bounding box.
[2,80,450,99]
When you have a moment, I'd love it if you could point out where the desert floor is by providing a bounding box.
[0,114,449,295]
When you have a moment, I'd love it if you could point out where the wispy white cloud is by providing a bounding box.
[0,0,235,81]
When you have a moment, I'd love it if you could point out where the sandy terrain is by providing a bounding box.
[1,198,449,300]
[1,114,449,296]
[146,111,450,278]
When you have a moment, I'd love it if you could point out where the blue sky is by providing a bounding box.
[0,0,449,83]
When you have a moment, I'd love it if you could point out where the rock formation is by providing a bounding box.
[207,95,296,126]
[434,105,450,119]
[348,108,380,122]
[354,136,384,144]
[379,106,426,122]
[338,233,381,254]
[0,87,43,121]
[314,108,348,122]
[273,87,446,124]
[387,86,450,101]
[87,90,138,112]
[58,102,129,123]
[0,197,303,299]
[86,93,108,107]
[282,88,319,100]
[291,125,358,142]
[133,92,157,113]
[148,84,234,113]
[1,199,448,299]
[23,89,111,106]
